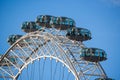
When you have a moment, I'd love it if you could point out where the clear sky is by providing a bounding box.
[0,0,120,79]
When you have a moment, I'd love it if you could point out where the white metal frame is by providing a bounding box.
[0,31,107,80]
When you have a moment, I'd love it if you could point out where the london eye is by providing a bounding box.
[0,15,113,80]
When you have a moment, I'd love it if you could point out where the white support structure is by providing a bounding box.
[0,30,107,80]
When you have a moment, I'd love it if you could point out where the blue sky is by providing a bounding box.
[0,0,120,79]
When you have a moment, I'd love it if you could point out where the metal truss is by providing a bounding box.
[0,30,107,80]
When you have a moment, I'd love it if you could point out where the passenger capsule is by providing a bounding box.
[66,27,91,41]
[80,48,107,62]
[50,16,75,30]
[7,35,22,45]
[36,15,53,28]
[95,78,114,80]
[21,21,43,33]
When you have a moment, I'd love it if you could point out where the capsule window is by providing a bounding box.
[65,20,69,25]
[86,53,90,56]
[53,17,57,24]
[104,53,107,57]
[69,21,73,25]
[95,50,99,56]
[80,53,85,57]
[99,52,103,57]
[37,15,42,22]
[86,49,90,54]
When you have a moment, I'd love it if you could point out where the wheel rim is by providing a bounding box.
[0,31,107,80]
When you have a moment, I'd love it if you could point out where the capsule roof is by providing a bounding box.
[36,15,76,30]
[36,15,53,28]
[58,17,75,25]
[21,21,43,33]
[7,35,22,45]
[80,48,107,62]
[66,27,91,41]
[58,16,68,21]
[50,16,75,30]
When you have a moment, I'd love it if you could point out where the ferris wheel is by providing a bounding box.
[0,15,113,80]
